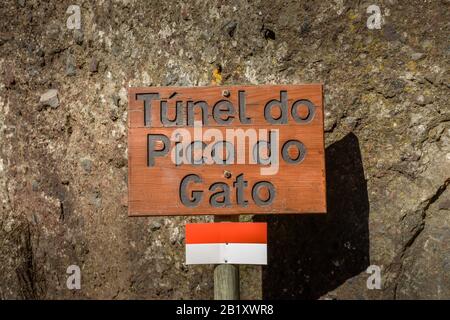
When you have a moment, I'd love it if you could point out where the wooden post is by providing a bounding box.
[214,215,240,300]
[214,264,240,300]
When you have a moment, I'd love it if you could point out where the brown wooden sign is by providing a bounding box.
[128,85,326,216]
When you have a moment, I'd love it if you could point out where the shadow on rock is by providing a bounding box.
[256,132,370,299]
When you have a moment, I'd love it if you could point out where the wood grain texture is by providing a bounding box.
[214,264,240,300]
[128,84,326,216]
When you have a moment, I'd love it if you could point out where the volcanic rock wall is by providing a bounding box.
[0,0,449,299]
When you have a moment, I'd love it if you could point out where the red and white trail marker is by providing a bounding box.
[185,222,267,265]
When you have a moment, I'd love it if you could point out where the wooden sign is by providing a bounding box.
[128,84,326,216]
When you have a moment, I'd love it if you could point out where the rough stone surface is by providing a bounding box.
[0,0,449,299]
[39,89,59,109]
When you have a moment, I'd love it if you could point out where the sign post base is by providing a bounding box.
[214,215,240,300]
[214,264,240,300]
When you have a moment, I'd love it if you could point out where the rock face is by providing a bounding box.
[0,1,449,299]
[39,89,59,109]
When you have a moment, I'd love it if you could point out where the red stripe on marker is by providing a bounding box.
[185,222,267,244]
